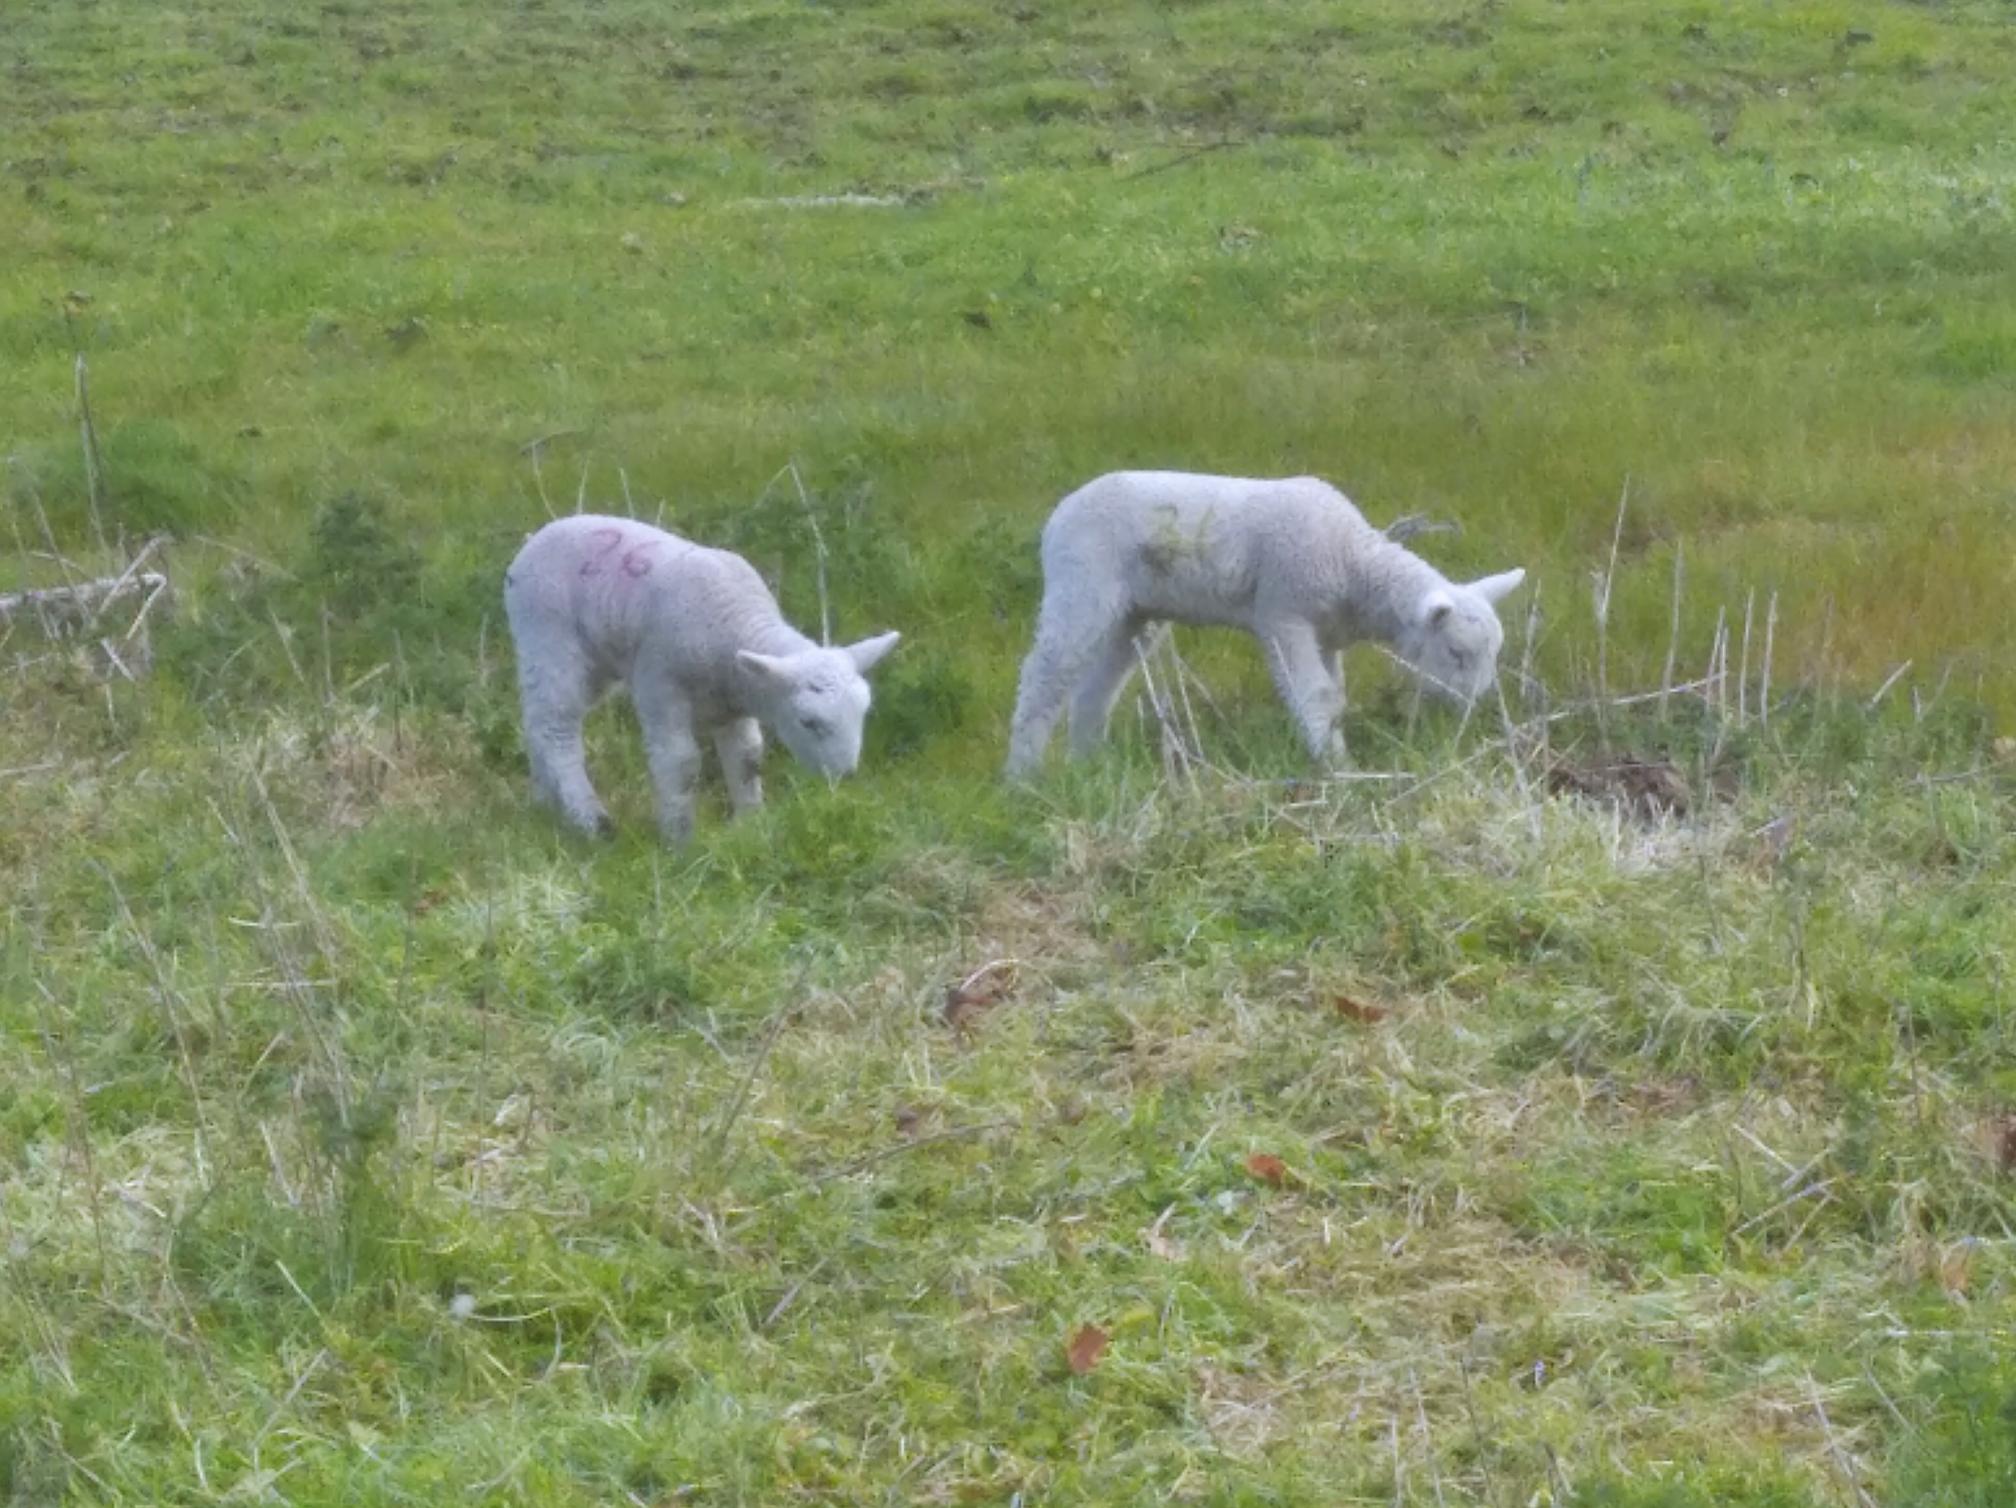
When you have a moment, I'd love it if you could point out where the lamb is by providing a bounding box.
[503,515,900,843]
[1005,471,1526,775]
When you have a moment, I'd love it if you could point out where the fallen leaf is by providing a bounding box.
[1751,815,1796,871]
[1331,993,1389,1025]
[1066,1324,1109,1375]
[1144,1228,1186,1262]
[1244,1153,1288,1187]
[1994,1114,2016,1175]
[942,959,1020,1031]
[1939,1241,1977,1297]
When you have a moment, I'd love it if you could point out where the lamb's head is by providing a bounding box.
[736,632,901,778]
[1397,569,1526,704]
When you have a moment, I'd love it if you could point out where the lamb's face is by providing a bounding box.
[738,633,901,779]
[1399,569,1526,704]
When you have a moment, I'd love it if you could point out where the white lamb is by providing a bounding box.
[1005,471,1526,775]
[503,515,900,843]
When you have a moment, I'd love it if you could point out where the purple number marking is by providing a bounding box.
[620,543,656,579]
[579,527,624,578]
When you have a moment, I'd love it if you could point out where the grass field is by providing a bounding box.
[5,0,2016,1502]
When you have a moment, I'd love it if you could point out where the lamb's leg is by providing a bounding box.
[516,646,613,836]
[713,717,765,816]
[1066,619,1144,759]
[1259,620,1348,768]
[631,677,705,845]
[1007,599,1121,777]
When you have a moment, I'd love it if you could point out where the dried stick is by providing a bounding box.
[705,997,799,1171]
[1867,661,1911,712]
[528,446,555,518]
[1737,589,1755,727]
[99,864,213,1182]
[786,462,832,646]
[1658,543,1683,722]
[73,352,110,553]
[1760,591,1777,727]
[1593,478,1628,746]
[0,571,168,626]
[1516,578,1543,718]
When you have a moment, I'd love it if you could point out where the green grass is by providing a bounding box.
[5,0,2016,1502]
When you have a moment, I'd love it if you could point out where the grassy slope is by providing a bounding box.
[4,0,2016,1502]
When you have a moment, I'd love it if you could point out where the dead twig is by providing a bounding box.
[1122,138,1245,180]
[1658,544,1683,722]
[787,462,831,646]
[518,428,584,456]
[0,571,168,626]
[1867,661,1911,712]
[705,996,800,1171]
[73,350,110,554]
[818,1118,1017,1186]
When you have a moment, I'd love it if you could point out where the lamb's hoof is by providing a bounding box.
[591,813,616,838]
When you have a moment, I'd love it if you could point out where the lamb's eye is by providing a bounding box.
[801,716,830,737]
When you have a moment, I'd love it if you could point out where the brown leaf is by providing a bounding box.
[1244,1153,1289,1187]
[1331,993,1389,1025]
[942,959,1020,1032]
[1994,1114,2016,1175]
[1940,1242,1977,1297]
[1065,1324,1109,1375]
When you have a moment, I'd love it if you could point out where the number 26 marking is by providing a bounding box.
[580,530,656,580]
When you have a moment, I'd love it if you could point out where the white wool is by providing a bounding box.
[1005,472,1525,775]
[503,515,899,843]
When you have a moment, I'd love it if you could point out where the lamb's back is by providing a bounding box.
[1045,472,1370,622]
[508,516,779,672]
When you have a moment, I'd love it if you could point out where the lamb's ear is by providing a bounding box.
[1468,568,1527,605]
[845,631,901,676]
[736,650,797,691]
[1419,589,1455,630]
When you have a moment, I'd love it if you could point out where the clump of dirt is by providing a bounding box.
[1545,756,1693,820]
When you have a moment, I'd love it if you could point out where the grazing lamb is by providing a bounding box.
[1005,471,1525,775]
[504,515,900,843]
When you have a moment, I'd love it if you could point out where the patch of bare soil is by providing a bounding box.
[1545,755,1693,820]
